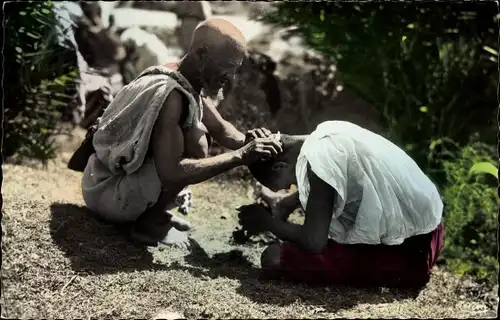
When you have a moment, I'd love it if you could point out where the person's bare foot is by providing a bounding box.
[130,226,191,249]
[158,227,190,249]
[130,212,192,249]
[169,214,192,231]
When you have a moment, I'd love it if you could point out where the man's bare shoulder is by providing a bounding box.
[157,89,185,126]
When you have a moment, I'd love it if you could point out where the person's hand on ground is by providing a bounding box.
[237,204,273,235]
[232,227,250,244]
[237,136,283,164]
[244,127,273,144]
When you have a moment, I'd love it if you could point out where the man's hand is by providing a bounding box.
[237,136,283,164]
[244,128,273,144]
[237,204,273,235]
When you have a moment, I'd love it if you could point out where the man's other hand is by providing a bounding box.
[237,136,283,164]
[244,127,272,144]
[237,203,273,235]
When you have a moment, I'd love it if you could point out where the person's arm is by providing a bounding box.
[152,91,281,187]
[267,168,336,254]
[201,96,246,150]
[275,191,301,221]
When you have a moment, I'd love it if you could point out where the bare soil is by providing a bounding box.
[1,145,497,319]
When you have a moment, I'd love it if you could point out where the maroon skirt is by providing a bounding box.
[278,224,445,288]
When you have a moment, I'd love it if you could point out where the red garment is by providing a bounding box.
[278,223,445,288]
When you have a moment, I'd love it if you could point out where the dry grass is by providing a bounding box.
[1,153,497,319]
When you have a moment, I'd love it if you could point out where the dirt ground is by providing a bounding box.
[1,143,498,319]
[2,2,497,318]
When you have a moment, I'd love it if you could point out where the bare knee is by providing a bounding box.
[261,243,282,271]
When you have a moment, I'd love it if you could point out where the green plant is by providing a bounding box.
[263,2,497,175]
[469,161,498,179]
[440,142,498,284]
[4,1,77,162]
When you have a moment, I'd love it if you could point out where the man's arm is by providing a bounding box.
[152,91,244,188]
[267,167,336,254]
[201,96,246,150]
[152,91,282,188]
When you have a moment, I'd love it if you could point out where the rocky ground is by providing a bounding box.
[1,134,498,318]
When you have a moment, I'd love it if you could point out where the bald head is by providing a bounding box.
[190,18,247,56]
[183,18,247,98]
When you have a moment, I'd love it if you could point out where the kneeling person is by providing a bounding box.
[243,121,444,289]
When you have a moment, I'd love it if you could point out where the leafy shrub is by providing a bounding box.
[439,141,498,284]
[264,2,497,176]
[4,1,78,162]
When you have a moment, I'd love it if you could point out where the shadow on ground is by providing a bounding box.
[176,240,422,313]
[49,203,168,274]
[49,202,421,314]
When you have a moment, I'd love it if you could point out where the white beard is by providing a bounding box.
[201,87,225,105]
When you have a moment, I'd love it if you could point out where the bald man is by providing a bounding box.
[80,18,282,248]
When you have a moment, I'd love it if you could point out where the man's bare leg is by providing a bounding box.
[130,188,192,248]
[255,184,300,221]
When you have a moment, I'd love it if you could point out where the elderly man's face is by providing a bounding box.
[199,50,243,101]
[202,70,234,101]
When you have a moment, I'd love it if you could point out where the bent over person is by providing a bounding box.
[241,121,444,289]
[80,18,282,248]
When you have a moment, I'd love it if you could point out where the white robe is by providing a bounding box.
[295,121,443,245]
